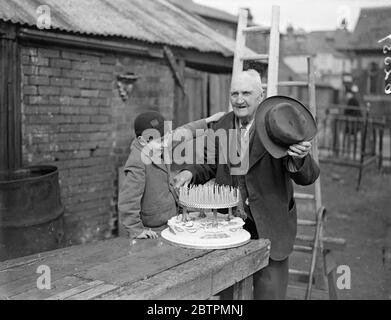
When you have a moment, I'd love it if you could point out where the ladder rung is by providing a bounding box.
[297,219,317,226]
[295,235,347,251]
[289,269,309,276]
[289,269,312,284]
[293,244,313,253]
[240,54,269,61]
[261,81,309,88]
[242,26,270,33]
[294,192,315,200]
[278,81,309,87]
[287,285,329,300]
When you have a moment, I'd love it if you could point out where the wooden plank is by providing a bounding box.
[209,74,231,114]
[0,24,21,170]
[76,241,211,287]
[240,54,268,61]
[287,285,328,300]
[297,219,316,227]
[66,283,118,300]
[295,235,346,251]
[0,238,160,297]
[0,238,127,286]
[294,192,315,200]
[209,74,221,114]
[232,9,248,83]
[173,59,185,127]
[10,276,88,300]
[293,244,313,252]
[202,72,208,118]
[261,81,308,88]
[0,37,7,170]
[289,268,312,284]
[242,26,269,33]
[47,280,104,300]
[266,6,280,97]
[163,45,186,93]
[232,276,253,300]
[97,239,270,300]
[307,56,322,211]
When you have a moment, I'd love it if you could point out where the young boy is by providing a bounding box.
[118,111,225,239]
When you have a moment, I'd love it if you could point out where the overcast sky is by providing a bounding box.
[194,0,391,32]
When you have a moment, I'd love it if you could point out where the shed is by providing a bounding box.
[0,0,254,245]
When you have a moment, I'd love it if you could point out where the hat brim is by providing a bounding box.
[255,95,317,159]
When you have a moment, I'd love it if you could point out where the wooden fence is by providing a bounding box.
[316,104,387,189]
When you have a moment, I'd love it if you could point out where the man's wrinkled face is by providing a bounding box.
[230,73,264,120]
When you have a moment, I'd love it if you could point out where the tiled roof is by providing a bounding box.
[349,6,391,50]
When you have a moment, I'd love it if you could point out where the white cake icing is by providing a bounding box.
[161,211,251,249]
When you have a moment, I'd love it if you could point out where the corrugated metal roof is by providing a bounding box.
[169,0,238,24]
[0,0,244,56]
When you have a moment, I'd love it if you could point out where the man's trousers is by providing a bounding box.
[244,217,289,300]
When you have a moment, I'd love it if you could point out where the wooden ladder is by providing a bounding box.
[232,6,280,98]
[286,57,340,300]
[232,6,347,300]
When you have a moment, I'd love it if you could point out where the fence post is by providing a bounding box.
[356,103,371,190]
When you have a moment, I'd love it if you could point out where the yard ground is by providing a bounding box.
[291,162,391,300]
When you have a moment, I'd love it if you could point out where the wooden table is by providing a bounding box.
[0,237,270,300]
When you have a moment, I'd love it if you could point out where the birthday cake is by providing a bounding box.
[161,184,251,249]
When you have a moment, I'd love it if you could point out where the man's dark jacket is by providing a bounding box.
[187,112,320,261]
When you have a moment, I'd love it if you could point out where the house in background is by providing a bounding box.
[0,0,255,246]
[169,0,307,101]
[281,25,352,106]
[341,6,391,121]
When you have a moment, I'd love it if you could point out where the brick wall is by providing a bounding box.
[21,45,175,246]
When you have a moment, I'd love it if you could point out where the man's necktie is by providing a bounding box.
[240,120,249,130]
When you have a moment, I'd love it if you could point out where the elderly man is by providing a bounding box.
[174,70,320,299]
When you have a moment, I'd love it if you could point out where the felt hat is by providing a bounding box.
[134,111,165,139]
[255,95,317,158]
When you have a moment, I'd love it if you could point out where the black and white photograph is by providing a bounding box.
[0,0,390,304]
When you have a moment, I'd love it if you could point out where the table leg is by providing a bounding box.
[232,275,253,300]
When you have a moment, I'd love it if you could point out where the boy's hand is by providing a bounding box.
[136,228,159,239]
[206,112,226,124]
[173,170,193,188]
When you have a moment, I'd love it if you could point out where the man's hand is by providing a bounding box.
[206,112,226,124]
[173,170,193,189]
[136,228,158,239]
[287,141,312,159]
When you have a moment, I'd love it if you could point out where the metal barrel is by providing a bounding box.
[0,165,64,261]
